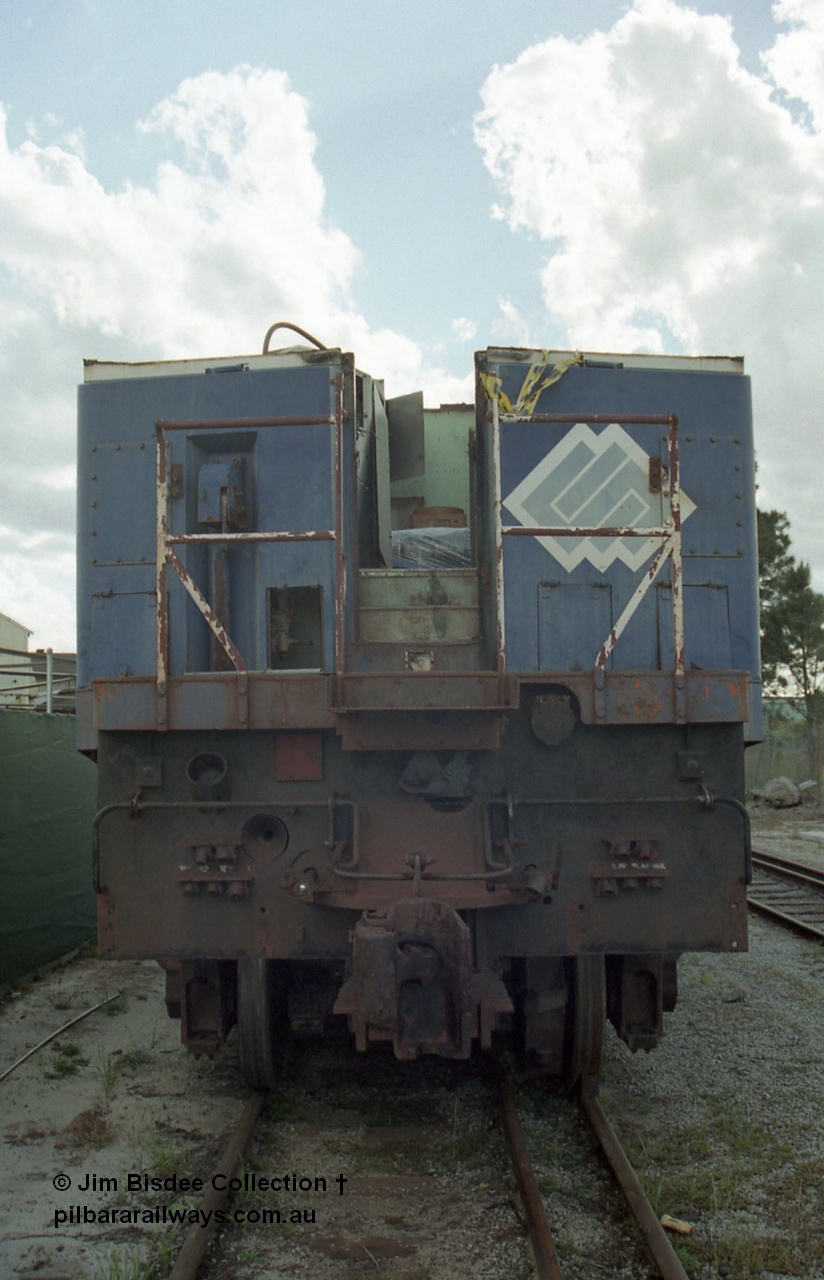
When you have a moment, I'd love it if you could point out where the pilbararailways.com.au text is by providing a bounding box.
[52,1170,348,1230]
[54,1203,319,1230]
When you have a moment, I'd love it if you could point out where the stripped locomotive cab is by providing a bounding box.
[76,326,762,1087]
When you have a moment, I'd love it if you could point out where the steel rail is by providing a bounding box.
[494,1059,563,1280]
[168,1089,268,1280]
[751,850,824,890]
[580,1077,690,1280]
[748,850,824,941]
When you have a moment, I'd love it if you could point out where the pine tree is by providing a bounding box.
[757,508,824,784]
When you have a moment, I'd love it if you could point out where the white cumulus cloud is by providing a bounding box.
[0,67,468,648]
[474,0,824,580]
[451,316,477,343]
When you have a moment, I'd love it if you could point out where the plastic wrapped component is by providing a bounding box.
[391,527,472,568]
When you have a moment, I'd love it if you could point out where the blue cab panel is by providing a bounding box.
[481,350,761,735]
[77,355,345,687]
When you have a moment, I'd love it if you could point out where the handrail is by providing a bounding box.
[492,407,684,686]
[154,399,347,719]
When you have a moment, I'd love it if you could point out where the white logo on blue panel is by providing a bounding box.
[503,423,695,572]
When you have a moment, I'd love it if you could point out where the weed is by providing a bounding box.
[93,1248,151,1280]
[264,1091,302,1123]
[119,1048,151,1072]
[44,1041,88,1079]
[103,994,128,1016]
[228,1158,256,1209]
[712,1228,800,1277]
[146,1131,188,1180]
[52,994,73,1011]
[96,1047,120,1102]
[671,1239,702,1276]
[146,1225,178,1273]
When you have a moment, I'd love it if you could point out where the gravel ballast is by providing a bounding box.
[1,805,821,1279]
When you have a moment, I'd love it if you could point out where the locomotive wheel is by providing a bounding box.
[563,955,605,1089]
[237,959,289,1089]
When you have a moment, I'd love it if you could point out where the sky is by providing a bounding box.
[1,0,822,651]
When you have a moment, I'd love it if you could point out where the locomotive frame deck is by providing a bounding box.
[77,336,761,1085]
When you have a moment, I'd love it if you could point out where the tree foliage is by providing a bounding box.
[757,508,824,773]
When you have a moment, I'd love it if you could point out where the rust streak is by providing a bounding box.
[503,524,667,538]
[502,413,673,426]
[168,530,335,545]
[167,550,247,674]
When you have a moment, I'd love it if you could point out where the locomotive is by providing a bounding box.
[77,325,761,1087]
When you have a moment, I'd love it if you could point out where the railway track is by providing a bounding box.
[166,1051,690,1280]
[749,849,824,940]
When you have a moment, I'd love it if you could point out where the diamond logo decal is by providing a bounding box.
[503,423,695,572]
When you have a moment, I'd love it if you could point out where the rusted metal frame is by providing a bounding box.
[501,412,673,427]
[503,523,669,538]
[155,405,343,708]
[511,409,685,691]
[490,395,506,673]
[594,537,673,670]
[157,414,340,430]
[593,416,681,674]
[667,416,686,720]
[155,421,247,709]
[169,1090,268,1280]
[494,1059,564,1280]
[499,412,684,696]
[166,549,248,674]
[501,523,675,676]
[333,372,346,676]
[331,670,515,710]
[156,429,170,723]
[167,530,335,544]
[580,1077,690,1280]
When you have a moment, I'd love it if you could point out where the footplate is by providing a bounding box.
[334,898,512,1059]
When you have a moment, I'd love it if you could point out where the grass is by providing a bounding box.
[44,1041,88,1079]
[145,1226,179,1274]
[88,1248,152,1280]
[146,1131,189,1180]
[95,1047,120,1102]
[119,1047,152,1072]
[605,1073,823,1280]
[710,1229,803,1278]
[103,993,128,1016]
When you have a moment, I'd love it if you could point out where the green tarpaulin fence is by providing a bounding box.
[0,709,97,987]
